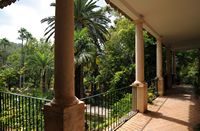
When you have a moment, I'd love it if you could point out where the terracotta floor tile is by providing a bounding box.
[117,85,200,131]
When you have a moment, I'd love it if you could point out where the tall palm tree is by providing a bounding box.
[41,0,110,50]
[18,28,33,88]
[41,0,110,98]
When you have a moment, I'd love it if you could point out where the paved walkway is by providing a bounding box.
[116,85,200,131]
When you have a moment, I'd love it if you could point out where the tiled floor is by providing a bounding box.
[116,85,200,131]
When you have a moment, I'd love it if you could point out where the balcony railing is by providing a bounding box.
[0,91,50,131]
[0,86,136,131]
[81,86,136,131]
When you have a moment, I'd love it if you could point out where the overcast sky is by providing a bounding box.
[0,0,106,43]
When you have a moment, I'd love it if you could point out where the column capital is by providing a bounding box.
[156,37,162,44]
[134,19,144,24]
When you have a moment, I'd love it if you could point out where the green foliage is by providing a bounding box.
[74,28,95,66]
[0,92,49,130]
[84,92,132,130]
[148,88,157,104]
[96,18,156,93]
[0,34,54,95]
[42,0,110,51]
[0,67,18,89]
[111,93,132,117]
[109,65,135,91]
[147,80,159,103]
[0,38,10,65]
[176,50,199,84]
[144,31,156,80]
[96,18,135,91]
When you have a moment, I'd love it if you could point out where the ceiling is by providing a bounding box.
[106,0,200,50]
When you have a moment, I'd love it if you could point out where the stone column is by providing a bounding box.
[156,39,164,96]
[166,47,172,89]
[132,20,147,113]
[44,0,85,131]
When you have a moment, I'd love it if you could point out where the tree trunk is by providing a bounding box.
[75,65,84,98]
[23,74,25,87]
[19,75,22,88]
[19,39,24,88]
[42,70,47,93]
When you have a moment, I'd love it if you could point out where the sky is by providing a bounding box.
[0,0,106,43]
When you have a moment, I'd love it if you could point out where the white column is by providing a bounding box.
[132,20,147,113]
[135,21,144,82]
[156,39,164,96]
[44,0,85,130]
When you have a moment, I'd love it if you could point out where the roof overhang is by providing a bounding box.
[106,0,200,50]
[0,0,17,9]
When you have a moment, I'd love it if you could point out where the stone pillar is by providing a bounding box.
[166,47,172,89]
[156,39,164,96]
[44,0,85,131]
[132,20,147,113]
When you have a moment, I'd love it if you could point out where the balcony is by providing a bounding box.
[0,80,159,130]
[1,0,200,130]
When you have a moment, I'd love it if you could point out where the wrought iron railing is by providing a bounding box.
[0,91,50,131]
[0,86,136,131]
[81,86,136,131]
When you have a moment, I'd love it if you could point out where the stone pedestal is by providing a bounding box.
[132,86,137,111]
[44,101,85,131]
[133,81,147,113]
[157,77,164,96]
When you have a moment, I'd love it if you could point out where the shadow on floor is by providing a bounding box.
[144,85,200,130]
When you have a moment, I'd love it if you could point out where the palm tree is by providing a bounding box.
[41,0,110,98]
[0,38,10,65]
[28,51,54,93]
[18,28,33,88]
[41,0,110,50]
[74,28,95,98]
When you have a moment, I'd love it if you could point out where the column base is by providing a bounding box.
[132,81,148,113]
[157,77,164,96]
[44,100,85,131]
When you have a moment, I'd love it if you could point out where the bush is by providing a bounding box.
[111,93,132,117]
